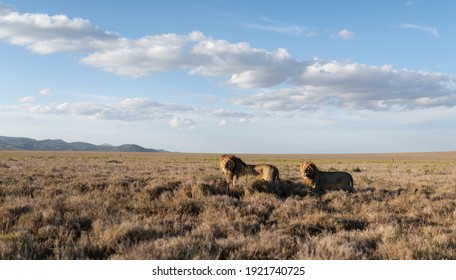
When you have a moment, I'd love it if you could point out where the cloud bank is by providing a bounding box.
[235,61,456,111]
[18,96,254,129]
[21,97,193,122]
[0,4,118,53]
[1,4,455,113]
[0,5,302,88]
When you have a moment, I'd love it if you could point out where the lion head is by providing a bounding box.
[219,154,237,175]
[300,161,317,179]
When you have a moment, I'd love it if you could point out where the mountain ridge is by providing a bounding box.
[0,136,166,152]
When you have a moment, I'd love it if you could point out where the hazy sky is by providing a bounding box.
[1,0,455,153]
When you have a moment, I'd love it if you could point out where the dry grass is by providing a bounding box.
[1,151,455,260]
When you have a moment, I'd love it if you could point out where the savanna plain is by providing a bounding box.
[1,151,455,260]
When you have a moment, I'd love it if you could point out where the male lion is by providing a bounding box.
[219,154,279,187]
[300,161,354,193]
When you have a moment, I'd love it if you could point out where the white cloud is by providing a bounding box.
[81,34,191,77]
[18,88,52,104]
[0,4,118,53]
[238,118,249,124]
[235,61,456,111]
[22,97,195,122]
[119,97,161,108]
[189,37,305,88]
[169,116,196,130]
[208,108,252,118]
[38,88,52,96]
[337,29,355,39]
[218,119,227,126]
[19,96,36,103]
[245,16,316,37]
[401,23,439,38]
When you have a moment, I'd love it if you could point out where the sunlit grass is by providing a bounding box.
[1,151,455,259]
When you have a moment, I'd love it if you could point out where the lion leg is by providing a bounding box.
[314,175,320,188]
[274,168,280,183]
[344,174,355,192]
[226,174,235,187]
[314,184,326,195]
[232,175,238,187]
[348,177,355,192]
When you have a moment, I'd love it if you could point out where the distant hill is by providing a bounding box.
[0,136,166,152]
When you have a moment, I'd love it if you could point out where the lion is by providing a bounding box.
[219,154,279,187]
[300,161,354,193]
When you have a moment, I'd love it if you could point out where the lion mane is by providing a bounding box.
[300,161,354,193]
[219,154,279,187]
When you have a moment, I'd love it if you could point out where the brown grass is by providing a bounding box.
[0,151,455,259]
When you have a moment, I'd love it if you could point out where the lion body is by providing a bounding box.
[300,161,354,193]
[219,154,279,186]
[252,164,280,182]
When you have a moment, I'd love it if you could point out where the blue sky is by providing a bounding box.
[1,0,455,153]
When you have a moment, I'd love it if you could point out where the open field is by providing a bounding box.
[1,151,455,259]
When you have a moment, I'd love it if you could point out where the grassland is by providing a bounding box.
[1,151,455,259]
